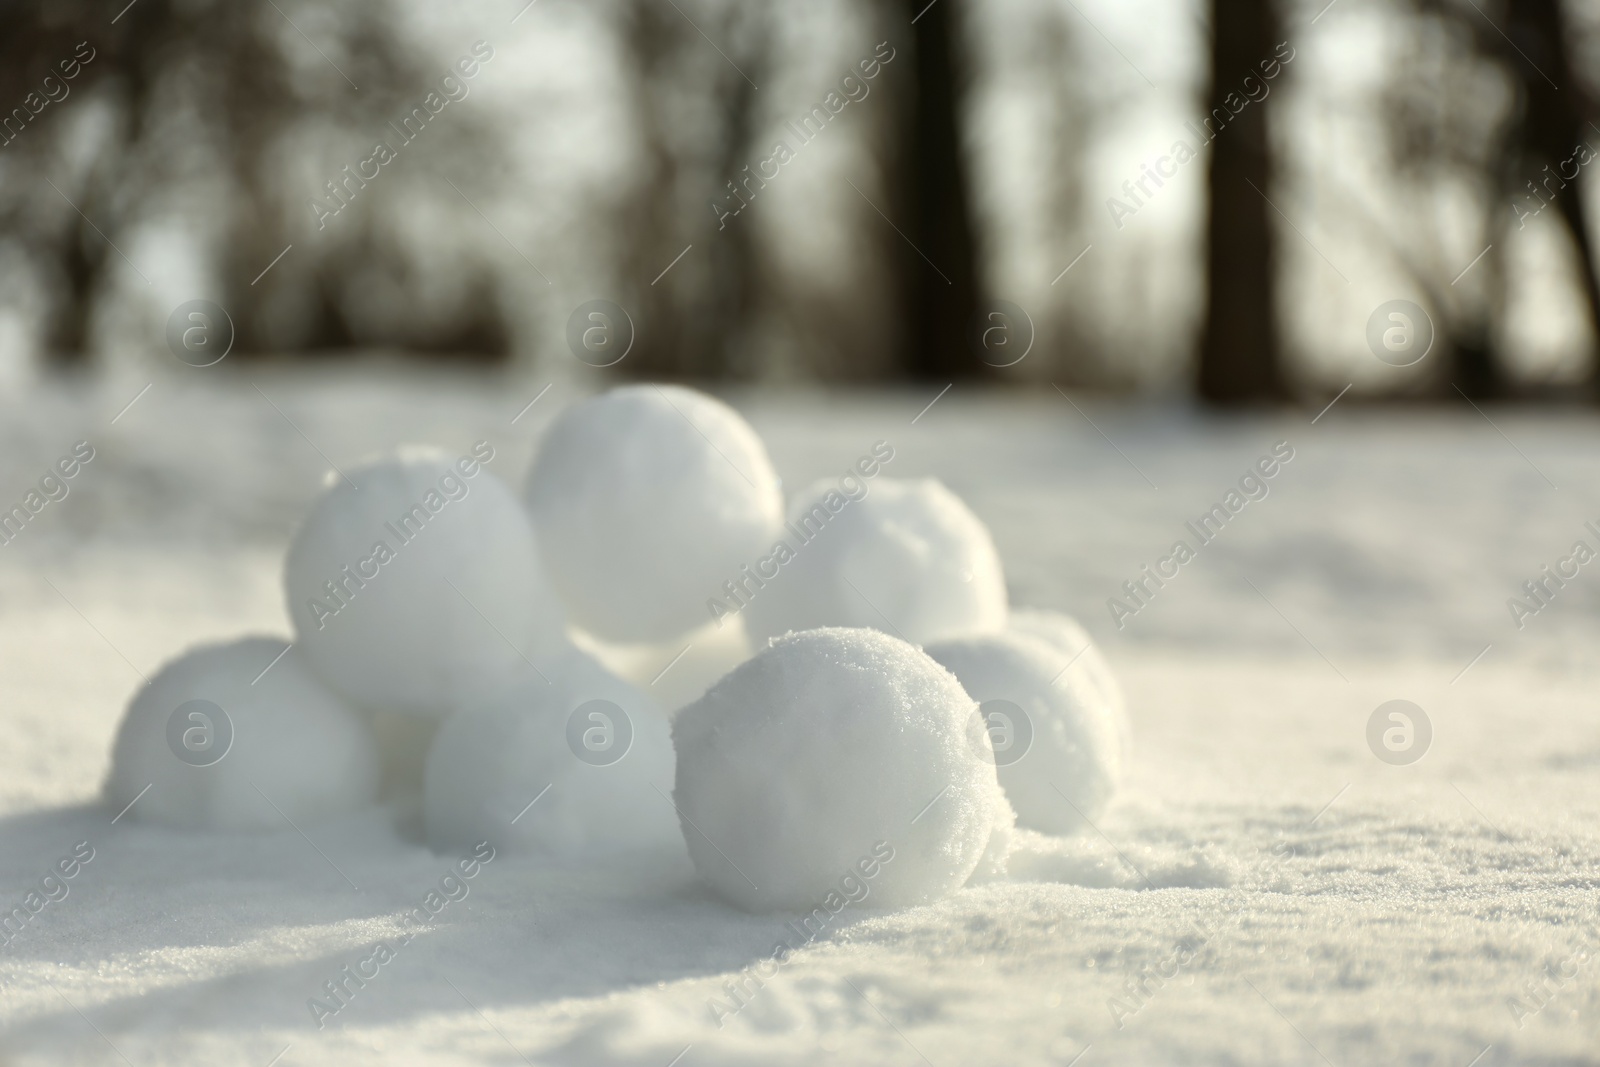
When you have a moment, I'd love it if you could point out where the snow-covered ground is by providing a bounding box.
[1,369,1597,1065]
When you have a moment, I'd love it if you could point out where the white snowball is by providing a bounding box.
[524,385,783,643]
[1009,608,1131,757]
[106,638,379,830]
[424,649,679,857]
[741,478,1008,647]
[285,445,568,718]
[969,794,1020,885]
[926,631,1123,836]
[672,627,1006,912]
[1009,609,1123,718]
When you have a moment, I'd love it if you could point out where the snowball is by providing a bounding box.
[1009,608,1130,758]
[1009,609,1124,722]
[106,638,379,830]
[672,627,1006,912]
[285,445,568,719]
[524,385,783,643]
[741,478,1007,647]
[424,648,679,857]
[968,797,1020,885]
[926,631,1123,836]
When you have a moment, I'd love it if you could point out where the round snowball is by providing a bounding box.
[106,638,379,830]
[424,649,679,857]
[926,631,1123,836]
[742,478,1007,647]
[672,627,1005,912]
[285,446,568,718]
[524,385,783,643]
[1009,608,1130,758]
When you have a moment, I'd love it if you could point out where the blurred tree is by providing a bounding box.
[0,0,148,366]
[1027,13,1100,387]
[1381,0,1598,398]
[1498,0,1600,394]
[609,0,775,381]
[0,0,511,366]
[887,0,984,381]
[704,15,771,380]
[612,0,965,383]
[611,0,704,380]
[1197,0,1285,404]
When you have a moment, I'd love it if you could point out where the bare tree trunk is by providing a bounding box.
[41,216,101,367]
[1197,0,1284,404]
[614,1,687,379]
[1032,17,1096,386]
[1408,0,1597,398]
[1505,0,1600,397]
[891,0,982,381]
[705,8,770,380]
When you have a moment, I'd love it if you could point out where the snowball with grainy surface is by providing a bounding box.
[524,385,783,643]
[672,627,1005,912]
[424,649,679,857]
[106,638,379,829]
[926,631,1123,836]
[285,446,568,719]
[741,478,1007,647]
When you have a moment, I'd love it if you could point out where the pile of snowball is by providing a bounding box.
[105,385,1129,912]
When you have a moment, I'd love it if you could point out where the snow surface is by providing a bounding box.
[1,369,1598,1065]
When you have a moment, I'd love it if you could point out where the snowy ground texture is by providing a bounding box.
[1,368,1598,1066]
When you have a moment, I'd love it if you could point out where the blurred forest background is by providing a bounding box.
[1,0,1599,403]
